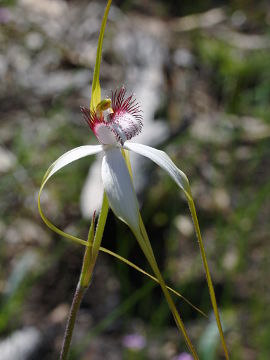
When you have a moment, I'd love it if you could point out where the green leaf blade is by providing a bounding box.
[90,0,112,110]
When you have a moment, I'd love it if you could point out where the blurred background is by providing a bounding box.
[0,0,270,359]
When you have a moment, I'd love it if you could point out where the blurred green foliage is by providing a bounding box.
[196,36,270,120]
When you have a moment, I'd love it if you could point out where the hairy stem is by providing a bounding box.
[59,285,86,360]
[59,194,109,359]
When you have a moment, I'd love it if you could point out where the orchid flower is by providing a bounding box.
[41,87,190,238]
[39,88,200,358]
[38,1,229,358]
[38,87,226,359]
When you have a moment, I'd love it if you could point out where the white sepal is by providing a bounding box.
[124,142,190,194]
[43,145,103,186]
[101,147,140,233]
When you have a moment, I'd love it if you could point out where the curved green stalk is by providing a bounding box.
[38,181,88,247]
[186,194,229,360]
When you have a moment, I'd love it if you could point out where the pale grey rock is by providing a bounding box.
[191,113,234,145]
[240,116,270,140]
[5,219,50,245]
[0,147,16,173]
[25,32,44,51]
[173,48,194,68]
[4,251,41,297]
[0,327,41,360]
[231,10,247,28]
[0,54,7,78]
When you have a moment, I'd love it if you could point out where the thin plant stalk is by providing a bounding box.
[59,197,109,360]
[59,2,113,353]
[123,149,198,357]
[187,195,229,360]
[60,285,86,360]
[59,213,95,359]
[133,216,199,359]
[91,194,109,261]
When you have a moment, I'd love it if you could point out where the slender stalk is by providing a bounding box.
[91,193,109,261]
[59,195,109,359]
[60,285,86,360]
[124,150,198,357]
[187,196,229,360]
[134,218,199,359]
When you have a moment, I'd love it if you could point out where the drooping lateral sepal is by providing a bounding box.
[124,142,191,195]
[101,147,140,233]
[43,145,103,187]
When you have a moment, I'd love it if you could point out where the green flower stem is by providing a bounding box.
[134,217,199,359]
[91,193,109,261]
[124,150,198,357]
[187,195,229,360]
[79,212,96,288]
[60,285,86,360]
[60,194,109,359]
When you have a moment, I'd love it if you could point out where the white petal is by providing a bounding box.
[124,142,190,194]
[38,145,103,248]
[43,145,103,187]
[101,148,140,233]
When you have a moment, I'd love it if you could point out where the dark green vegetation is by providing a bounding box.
[0,0,269,359]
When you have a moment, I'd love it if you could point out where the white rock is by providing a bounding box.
[5,219,50,245]
[0,327,41,360]
[173,48,194,68]
[0,147,16,173]
[25,32,44,51]
[174,215,193,237]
